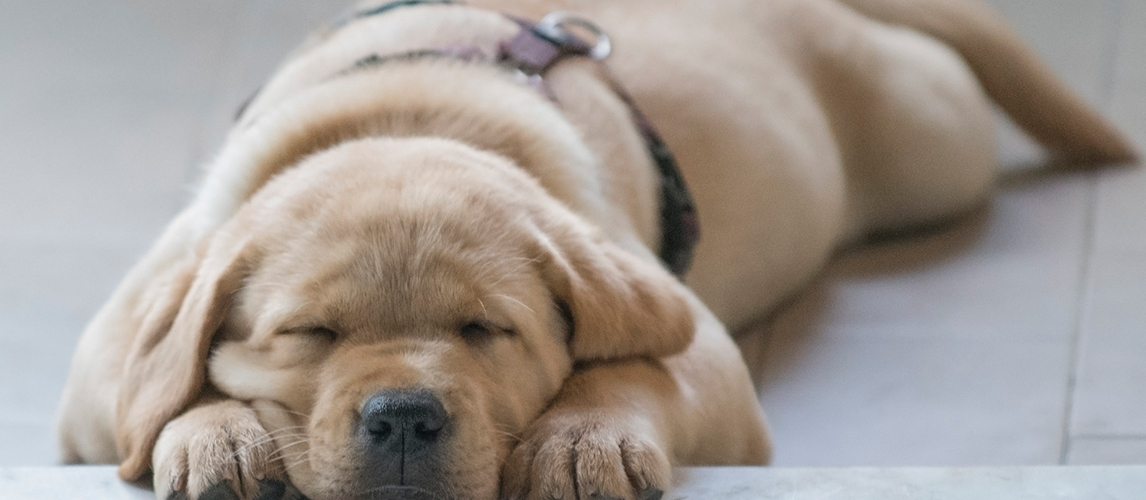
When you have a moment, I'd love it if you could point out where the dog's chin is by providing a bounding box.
[250,399,502,500]
[298,483,451,500]
[285,453,497,500]
[347,485,440,500]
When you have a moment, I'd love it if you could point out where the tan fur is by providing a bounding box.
[837,0,1138,164]
[57,0,1132,499]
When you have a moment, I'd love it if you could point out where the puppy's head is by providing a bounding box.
[115,138,694,499]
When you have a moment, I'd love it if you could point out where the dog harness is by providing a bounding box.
[245,0,700,276]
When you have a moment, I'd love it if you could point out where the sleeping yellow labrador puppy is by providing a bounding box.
[57,0,1135,499]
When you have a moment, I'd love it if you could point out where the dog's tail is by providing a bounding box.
[836,0,1138,165]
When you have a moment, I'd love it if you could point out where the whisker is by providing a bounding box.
[477,298,489,321]
[267,437,309,457]
[275,408,313,420]
[489,293,536,314]
[233,427,308,454]
[261,425,309,436]
[253,426,308,439]
[270,445,307,459]
[485,258,540,287]
[492,430,523,443]
[270,436,309,450]
[272,444,312,463]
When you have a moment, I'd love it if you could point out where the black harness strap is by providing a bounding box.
[492,16,699,276]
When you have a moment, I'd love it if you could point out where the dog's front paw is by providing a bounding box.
[502,412,670,500]
[152,400,297,500]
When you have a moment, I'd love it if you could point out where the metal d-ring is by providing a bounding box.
[536,11,613,61]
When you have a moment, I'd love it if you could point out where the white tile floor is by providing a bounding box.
[6,466,1146,500]
[0,0,1143,469]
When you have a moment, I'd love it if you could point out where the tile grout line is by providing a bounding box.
[1072,434,1146,441]
[1099,0,1128,114]
[1057,0,1127,466]
[1058,171,1098,466]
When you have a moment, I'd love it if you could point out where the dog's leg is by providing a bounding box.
[152,396,299,500]
[502,296,770,500]
[836,0,1137,164]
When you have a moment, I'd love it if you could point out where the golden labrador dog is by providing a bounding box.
[57,0,1135,499]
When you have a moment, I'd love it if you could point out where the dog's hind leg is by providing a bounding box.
[836,0,1138,165]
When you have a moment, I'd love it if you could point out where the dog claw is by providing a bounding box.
[256,479,287,500]
[639,488,663,500]
[199,483,240,500]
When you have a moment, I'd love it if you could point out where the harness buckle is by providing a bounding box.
[535,12,612,61]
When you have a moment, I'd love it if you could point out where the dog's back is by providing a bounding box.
[456,0,1137,327]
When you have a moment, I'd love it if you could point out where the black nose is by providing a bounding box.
[361,389,448,455]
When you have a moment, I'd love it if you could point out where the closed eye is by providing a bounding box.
[281,325,339,342]
[458,321,514,342]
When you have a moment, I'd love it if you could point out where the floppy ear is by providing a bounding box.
[114,230,253,481]
[539,221,695,361]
